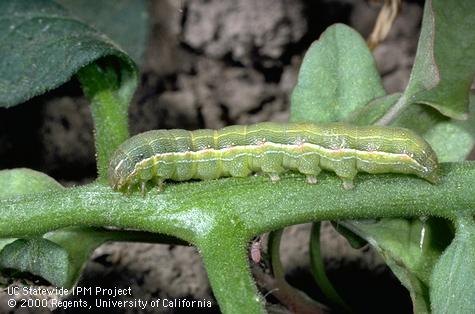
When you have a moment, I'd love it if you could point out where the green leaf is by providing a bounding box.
[378,0,475,124]
[0,227,184,288]
[423,93,475,162]
[392,104,446,137]
[45,228,116,287]
[0,168,64,197]
[0,238,70,287]
[331,222,367,249]
[394,93,475,162]
[44,227,183,287]
[57,0,148,64]
[431,216,475,314]
[0,168,64,281]
[0,239,16,252]
[408,0,475,119]
[341,218,453,313]
[290,23,385,123]
[0,0,137,108]
[424,122,474,162]
[0,168,70,285]
[349,93,401,126]
[401,0,440,102]
[384,255,431,314]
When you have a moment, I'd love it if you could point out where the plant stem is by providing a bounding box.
[0,162,474,313]
[309,222,352,312]
[197,230,266,314]
[0,163,474,241]
[375,93,408,125]
[77,61,136,181]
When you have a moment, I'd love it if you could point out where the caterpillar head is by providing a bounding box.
[108,151,134,191]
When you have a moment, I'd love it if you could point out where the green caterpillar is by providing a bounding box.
[108,122,439,193]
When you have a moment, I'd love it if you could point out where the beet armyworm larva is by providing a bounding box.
[108,122,438,193]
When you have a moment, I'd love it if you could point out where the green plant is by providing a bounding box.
[1,0,474,313]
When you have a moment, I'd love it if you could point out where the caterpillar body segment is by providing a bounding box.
[108,122,439,192]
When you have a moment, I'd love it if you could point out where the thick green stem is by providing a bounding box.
[77,61,135,181]
[197,230,265,314]
[0,163,474,241]
[0,162,474,313]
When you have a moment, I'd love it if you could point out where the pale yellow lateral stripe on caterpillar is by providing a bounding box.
[108,122,439,193]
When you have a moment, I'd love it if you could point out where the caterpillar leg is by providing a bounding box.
[341,179,354,190]
[140,181,146,196]
[333,159,357,190]
[268,173,280,183]
[306,175,318,184]
[297,154,321,184]
[261,153,284,184]
[154,178,165,192]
